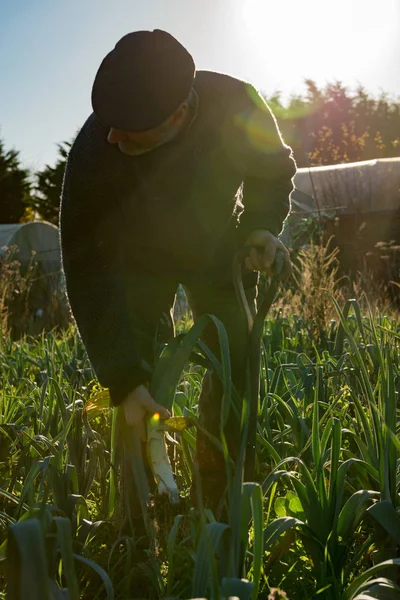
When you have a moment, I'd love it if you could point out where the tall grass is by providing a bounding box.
[0,246,69,340]
[0,294,399,599]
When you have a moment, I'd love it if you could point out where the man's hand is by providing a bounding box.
[122,384,170,441]
[243,229,292,279]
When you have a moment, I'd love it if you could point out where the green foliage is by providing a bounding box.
[30,141,71,226]
[0,300,400,598]
[0,138,31,223]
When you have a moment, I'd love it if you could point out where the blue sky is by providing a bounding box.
[1,0,399,172]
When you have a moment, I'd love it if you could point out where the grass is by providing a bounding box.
[0,299,399,599]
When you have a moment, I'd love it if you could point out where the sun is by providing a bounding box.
[234,0,357,93]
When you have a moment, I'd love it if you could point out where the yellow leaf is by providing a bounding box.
[84,389,111,413]
[164,416,192,432]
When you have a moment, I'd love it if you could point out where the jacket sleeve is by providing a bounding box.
[60,145,152,406]
[231,84,297,243]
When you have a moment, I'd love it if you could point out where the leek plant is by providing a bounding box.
[0,301,399,599]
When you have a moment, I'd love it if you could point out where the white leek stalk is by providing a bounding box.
[147,414,180,504]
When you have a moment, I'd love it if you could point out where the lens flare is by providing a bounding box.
[150,412,160,425]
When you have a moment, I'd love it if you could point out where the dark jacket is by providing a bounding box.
[60,70,296,405]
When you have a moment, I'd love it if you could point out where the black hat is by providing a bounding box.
[91,30,195,132]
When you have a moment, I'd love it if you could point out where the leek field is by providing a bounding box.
[0,299,399,599]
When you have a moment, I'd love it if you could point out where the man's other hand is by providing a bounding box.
[243,229,292,279]
[122,384,170,440]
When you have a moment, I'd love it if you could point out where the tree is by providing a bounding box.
[31,141,71,226]
[268,81,400,167]
[0,138,31,223]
